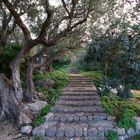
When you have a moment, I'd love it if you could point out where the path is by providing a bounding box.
[38,74,115,139]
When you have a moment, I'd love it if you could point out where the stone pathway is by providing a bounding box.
[33,74,115,140]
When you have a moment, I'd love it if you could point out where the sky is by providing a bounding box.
[49,0,61,7]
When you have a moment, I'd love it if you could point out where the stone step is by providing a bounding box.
[55,100,102,107]
[62,91,97,95]
[45,113,112,123]
[58,95,100,101]
[51,105,104,113]
[45,121,114,138]
[70,80,92,82]
[67,85,94,87]
[63,87,97,92]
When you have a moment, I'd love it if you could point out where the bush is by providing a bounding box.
[101,95,138,129]
[107,130,118,140]
[118,109,136,129]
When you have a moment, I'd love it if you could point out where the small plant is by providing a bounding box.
[33,136,41,140]
[107,130,118,140]
[118,109,136,129]
[33,116,45,127]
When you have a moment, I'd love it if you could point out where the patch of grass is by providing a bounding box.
[107,130,118,140]
[81,71,103,86]
[33,116,45,127]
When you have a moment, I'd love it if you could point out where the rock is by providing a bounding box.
[45,113,54,122]
[75,128,83,137]
[34,79,55,88]
[56,127,65,137]
[45,127,56,137]
[97,126,104,137]
[28,100,47,112]
[18,112,32,127]
[13,133,22,139]
[110,88,117,94]
[118,136,125,140]
[127,128,135,136]
[65,127,75,137]
[83,127,88,137]
[20,125,32,135]
[117,128,126,135]
[88,128,97,136]
[32,125,46,136]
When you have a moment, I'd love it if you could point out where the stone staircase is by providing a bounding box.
[33,74,115,140]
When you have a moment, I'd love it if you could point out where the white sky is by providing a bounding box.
[49,0,61,7]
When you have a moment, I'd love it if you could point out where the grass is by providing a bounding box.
[81,71,103,86]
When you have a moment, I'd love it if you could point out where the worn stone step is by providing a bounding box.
[51,105,104,113]
[67,85,94,87]
[45,113,112,123]
[63,87,97,92]
[45,122,113,138]
[55,100,102,107]
[58,95,100,101]
[62,91,97,95]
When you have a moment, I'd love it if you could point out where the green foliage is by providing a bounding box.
[81,71,103,87]
[98,77,133,99]
[101,95,138,129]
[118,109,136,129]
[33,116,45,127]
[130,134,140,140]
[44,70,70,88]
[0,43,21,77]
[32,70,70,127]
[40,105,52,116]
[53,57,71,70]
[101,95,137,116]
[107,130,118,140]
[33,136,41,140]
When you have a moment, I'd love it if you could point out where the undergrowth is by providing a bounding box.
[32,70,70,127]
[101,95,139,129]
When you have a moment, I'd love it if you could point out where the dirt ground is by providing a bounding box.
[0,120,32,140]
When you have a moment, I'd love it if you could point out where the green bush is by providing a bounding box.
[101,95,137,116]
[101,95,138,129]
[107,130,118,140]
[118,109,136,129]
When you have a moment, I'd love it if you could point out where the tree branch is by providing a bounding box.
[38,1,53,38]
[2,0,31,39]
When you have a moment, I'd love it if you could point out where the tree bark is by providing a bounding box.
[0,74,21,120]
[26,60,37,102]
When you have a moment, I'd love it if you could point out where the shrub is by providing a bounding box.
[118,109,136,129]
[107,130,118,140]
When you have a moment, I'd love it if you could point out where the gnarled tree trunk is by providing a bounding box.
[0,74,21,120]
